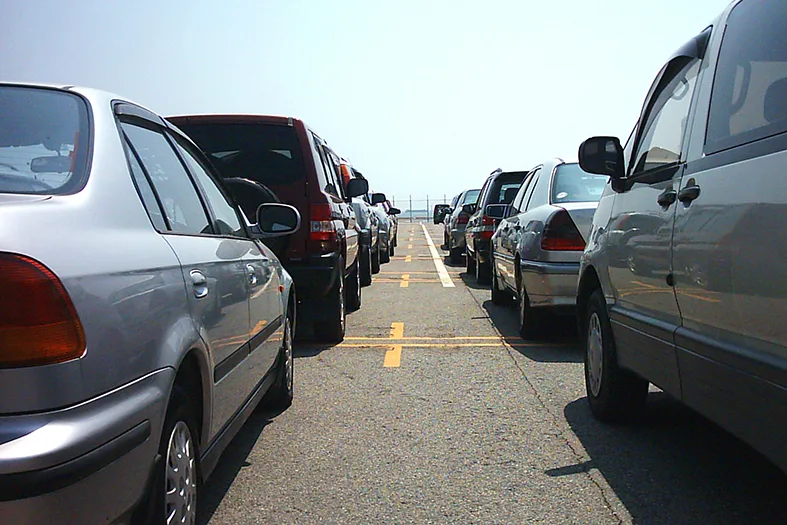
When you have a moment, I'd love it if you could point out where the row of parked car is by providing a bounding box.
[0,86,400,522]
[438,0,787,477]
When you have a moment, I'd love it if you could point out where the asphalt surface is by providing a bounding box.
[200,223,787,524]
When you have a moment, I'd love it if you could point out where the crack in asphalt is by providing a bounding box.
[463,280,625,525]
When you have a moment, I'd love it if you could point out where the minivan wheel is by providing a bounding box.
[371,242,381,274]
[380,242,391,264]
[313,261,346,342]
[476,255,491,284]
[465,247,475,276]
[346,259,362,311]
[389,242,395,257]
[449,246,463,265]
[518,277,544,339]
[360,245,372,287]
[265,315,294,409]
[584,289,648,421]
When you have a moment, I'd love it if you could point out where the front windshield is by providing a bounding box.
[0,86,89,195]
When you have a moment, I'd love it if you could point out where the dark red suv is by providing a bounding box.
[168,115,368,342]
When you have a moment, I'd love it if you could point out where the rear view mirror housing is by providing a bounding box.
[387,207,401,216]
[371,192,386,205]
[461,203,477,215]
[578,136,625,191]
[485,204,508,220]
[255,203,301,238]
[346,178,369,199]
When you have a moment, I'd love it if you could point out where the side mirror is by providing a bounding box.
[255,203,301,237]
[387,207,401,215]
[30,155,71,173]
[346,178,369,199]
[485,204,508,220]
[371,192,386,205]
[461,203,477,215]
[578,136,625,180]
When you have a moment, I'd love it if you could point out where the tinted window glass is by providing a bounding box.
[122,122,212,235]
[171,135,245,237]
[632,58,700,174]
[486,173,526,205]
[706,0,787,153]
[125,141,168,231]
[0,87,89,195]
[523,169,541,211]
[172,122,306,186]
[551,163,608,203]
[511,172,535,213]
[460,189,481,205]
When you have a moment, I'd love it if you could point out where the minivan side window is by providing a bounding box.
[631,58,701,175]
[121,122,212,235]
[706,0,787,154]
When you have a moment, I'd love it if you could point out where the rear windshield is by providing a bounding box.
[550,163,608,203]
[486,173,525,205]
[460,189,480,205]
[0,86,89,195]
[172,122,306,186]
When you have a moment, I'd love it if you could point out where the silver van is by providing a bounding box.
[576,0,787,472]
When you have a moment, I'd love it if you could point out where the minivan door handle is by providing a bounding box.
[678,184,701,204]
[657,189,677,207]
[190,270,208,299]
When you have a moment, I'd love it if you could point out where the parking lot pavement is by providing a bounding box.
[200,223,787,524]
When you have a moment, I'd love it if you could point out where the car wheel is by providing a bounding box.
[389,241,395,257]
[380,242,391,264]
[476,254,491,284]
[346,259,362,311]
[143,386,199,525]
[465,246,475,275]
[371,243,381,274]
[491,261,510,305]
[360,245,372,287]
[265,314,294,409]
[585,289,649,421]
[449,246,463,264]
[517,275,544,339]
[313,262,346,342]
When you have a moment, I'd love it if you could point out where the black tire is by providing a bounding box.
[142,386,200,525]
[389,242,395,257]
[360,245,372,287]
[584,289,649,421]
[371,243,381,274]
[465,246,475,275]
[380,242,391,264]
[346,259,362,311]
[313,262,345,342]
[265,315,294,409]
[491,261,510,305]
[449,246,463,264]
[517,275,545,339]
[476,254,491,284]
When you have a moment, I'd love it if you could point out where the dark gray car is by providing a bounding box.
[0,83,299,523]
[577,0,787,473]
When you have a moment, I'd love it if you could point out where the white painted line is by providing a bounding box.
[420,223,454,288]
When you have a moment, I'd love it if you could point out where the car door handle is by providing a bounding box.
[246,264,258,287]
[657,189,677,207]
[678,184,701,204]
[190,270,208,299]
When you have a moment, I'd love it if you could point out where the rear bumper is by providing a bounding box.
[286,252,343,300]
[358,229,371,248]
[521,260,580,308]
[0,369,173,524]
[449,228,466,250]
[470,238,491,263]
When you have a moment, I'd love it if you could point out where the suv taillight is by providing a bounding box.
[457,214,469,224]
[541,209,586,251]
[310,203,337,241]
[0,253,86,368]
[480,214,496,240]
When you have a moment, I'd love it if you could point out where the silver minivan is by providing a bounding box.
[576,0,787,473]
[0,83,299,523]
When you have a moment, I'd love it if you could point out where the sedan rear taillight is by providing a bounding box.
[457,214,469,224]
[0,253,86,368]
[541,209,586,251]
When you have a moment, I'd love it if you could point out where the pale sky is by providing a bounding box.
[1,0,731,205]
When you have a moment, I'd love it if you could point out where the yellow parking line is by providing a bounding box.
[400,274,410,288]
[405,255,412,262]
[407,244,413,249]
[342,342,572,348]
[384,322,404,368]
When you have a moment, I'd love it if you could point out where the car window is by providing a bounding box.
[706,0,787,153]
[171,134,245,238]
[551,163,608,204]
[0,86,90,195]
[124,139,168,231]
[523,169,541,211]
[316,144,341,198]
[121,121,212,235]
[487,174,525,205]
[631,58,701,175]
[510,171,536,214]
[460,189,480,205]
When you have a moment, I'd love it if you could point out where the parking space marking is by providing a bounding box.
[405,255,412,262]
[400,274,410,288]
[383,322,404,368]
[421,223,455,288]
[372,278,441,283]
[407,244,413,249]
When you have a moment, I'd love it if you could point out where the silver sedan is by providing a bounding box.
[0,83,299,524]
[488,158,607,337]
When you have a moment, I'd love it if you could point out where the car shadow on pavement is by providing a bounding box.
[198,405,288,524]
[560,394,787,524]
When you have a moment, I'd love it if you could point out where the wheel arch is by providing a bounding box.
[577,265,602,334]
